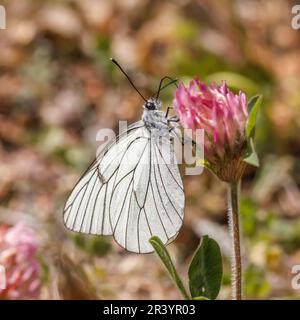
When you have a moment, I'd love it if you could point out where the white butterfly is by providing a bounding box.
[63,63,184,253]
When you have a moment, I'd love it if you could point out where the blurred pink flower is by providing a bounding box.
[174,77,248,182]
[0,223,40,300]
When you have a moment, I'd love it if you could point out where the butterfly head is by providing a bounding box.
[144,98,161,111]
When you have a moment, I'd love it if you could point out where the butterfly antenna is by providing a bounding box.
[156,76,178,99]
[110,58,147,102]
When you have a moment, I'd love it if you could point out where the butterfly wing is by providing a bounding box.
[63,122,184,253]
[63,121,145,235]
[111,132,184,253]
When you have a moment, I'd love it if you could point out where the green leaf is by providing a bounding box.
[243,138,259,167]
[149,236,190,300]
[188,235,223,300]
[243,95,262,167]
[246,95,262,140]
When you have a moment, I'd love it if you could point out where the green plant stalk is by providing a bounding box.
[228,181,242,300]
[149,236,191,300]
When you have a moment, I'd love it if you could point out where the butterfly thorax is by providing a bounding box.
[142,99,171,137]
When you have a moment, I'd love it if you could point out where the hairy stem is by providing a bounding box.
[228,181,242,300]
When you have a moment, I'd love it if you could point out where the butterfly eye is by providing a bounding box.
[146,101,156,110]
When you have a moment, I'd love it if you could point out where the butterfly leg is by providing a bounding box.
[165,106,172,118]
[167,116,179,126]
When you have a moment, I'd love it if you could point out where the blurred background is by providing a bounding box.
[0,0,300,300]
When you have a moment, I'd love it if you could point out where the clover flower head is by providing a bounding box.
[0,223,40,299]
[174,77,249,182]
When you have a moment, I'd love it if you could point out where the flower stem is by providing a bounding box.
[228,181,242,300]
